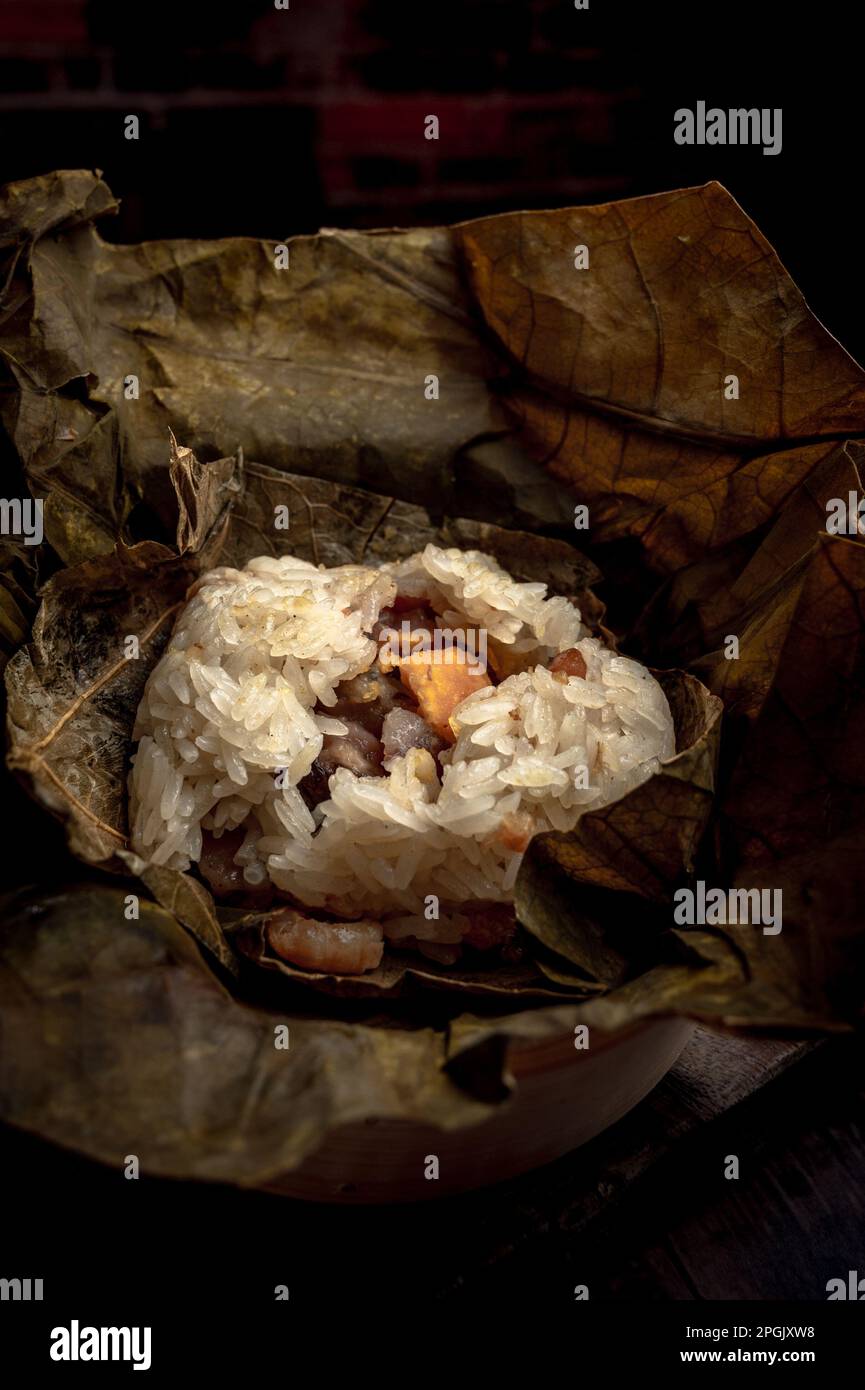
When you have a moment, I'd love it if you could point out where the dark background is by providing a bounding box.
[0,0,862,364]
[2,0,864,1323]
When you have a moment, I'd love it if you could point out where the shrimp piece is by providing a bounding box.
[549,647,587,681]
[267,909,384,974]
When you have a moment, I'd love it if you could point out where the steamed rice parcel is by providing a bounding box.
[129,545,674,974]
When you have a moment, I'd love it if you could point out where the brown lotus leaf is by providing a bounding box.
[0,884,495,1183]
[637,439,865,670]
[1,170,571,548]
[2,166,865,1184]
[718,533,865,868]
[169,432,241,559]
[5,540,191,868]
[456,185,865,574]
[121,853,239,978]
[0,535,37,670]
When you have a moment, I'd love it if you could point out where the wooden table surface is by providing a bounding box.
[424,1029,865,1303]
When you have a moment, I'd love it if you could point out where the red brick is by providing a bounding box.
[320,97,509,152]
[0,0,88,45]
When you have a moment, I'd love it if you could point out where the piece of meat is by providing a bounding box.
[329,664,413,735]
[199,826,247,895]
[267,909,384,974]
[549,647,588,681]
[391,592,431,614]
[381,707,445,762]
[198,827,273,904]
[375,593,436,629]
[459,901,518,953]
[299,719,385,807]
[398,647,492,742]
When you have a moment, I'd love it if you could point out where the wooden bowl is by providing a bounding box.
[267,1016,694,1202]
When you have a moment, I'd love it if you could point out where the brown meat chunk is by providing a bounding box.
[198,827,273,905]
[329,664,414,735]
[374,603,437,640]
[299,719,384,807]
[460,902,518,952]
[549,647,588,681]
[199,826,248,895]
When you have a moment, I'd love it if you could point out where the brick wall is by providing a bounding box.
[0,0,638,240]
